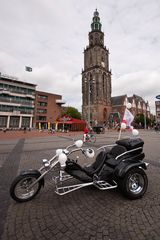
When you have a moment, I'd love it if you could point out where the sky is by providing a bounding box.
[0,0,160,114]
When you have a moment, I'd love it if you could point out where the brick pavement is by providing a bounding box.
[0,130,160,240]
[0,129,83,140]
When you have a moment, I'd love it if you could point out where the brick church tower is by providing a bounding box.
[82,9,112,125]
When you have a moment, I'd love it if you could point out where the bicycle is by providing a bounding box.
[85,133,96,143]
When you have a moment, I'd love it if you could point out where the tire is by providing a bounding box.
[90,134,96,143]
[118,168,148,200]
[10,174,42,202]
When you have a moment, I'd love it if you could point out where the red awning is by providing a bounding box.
[56,117,86,125]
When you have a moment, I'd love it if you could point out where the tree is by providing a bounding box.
[134,113,151,128]
[64,107,81,119]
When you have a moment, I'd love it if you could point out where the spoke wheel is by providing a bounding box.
[128,173,144,194]
[118,168,148,200]
[10,174,42,202]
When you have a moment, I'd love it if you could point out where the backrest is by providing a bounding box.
[110,145,127,158]
[116,138,144,151]
[92,151,106,171]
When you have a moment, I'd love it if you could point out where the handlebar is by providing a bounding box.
[97,144,117,151]
[40,140,94,171]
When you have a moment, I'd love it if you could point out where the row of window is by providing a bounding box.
[37,109,47,113]
[0,83,35,96]
[0,116,30,127]
[36,116,46,121]
[37,95,48,100]
[0,105,34,114]
[37,101,47,106]
[0,96,34,106]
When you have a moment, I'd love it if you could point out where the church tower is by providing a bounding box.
[82,9,112,125]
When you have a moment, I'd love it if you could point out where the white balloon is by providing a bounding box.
[132,129,139,136]
[121,122,127,129]
[56,149,63,155]
[58,153,67,167]
[126,103,132,109]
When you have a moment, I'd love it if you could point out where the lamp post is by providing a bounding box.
[144,112,147,130]
[85,76,94,127]
[140,96,147,130]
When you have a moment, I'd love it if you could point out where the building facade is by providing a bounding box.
[34,91,65,129]
[111,94,150,126]
[82,9,112,125]
[0,73,36,129]
[155,100,160,123]
[0,73,66,130]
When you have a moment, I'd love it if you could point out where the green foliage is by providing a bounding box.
[134,114,144,124]
[134,113,151,127]
[64,107,81,119]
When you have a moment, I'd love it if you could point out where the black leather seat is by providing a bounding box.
[105,145,127,167]
[83,151,106,176]
[109,145,127,158]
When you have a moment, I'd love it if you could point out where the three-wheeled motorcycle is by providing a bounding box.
[10,137,148,202]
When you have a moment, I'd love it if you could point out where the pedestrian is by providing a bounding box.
[23,126,27,133]
[83,126,89,142]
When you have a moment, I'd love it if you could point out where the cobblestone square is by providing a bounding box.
[0,130,160,240]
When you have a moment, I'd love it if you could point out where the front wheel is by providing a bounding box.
[118,168,148,200]
[10,173,42,202]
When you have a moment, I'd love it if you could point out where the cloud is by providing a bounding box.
[0,0,160,115]
[19,64,82,110]
[112,70,160,113]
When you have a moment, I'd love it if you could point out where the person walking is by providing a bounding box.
[83,126,89,142]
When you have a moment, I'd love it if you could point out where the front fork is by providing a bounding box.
[27,159,59,190]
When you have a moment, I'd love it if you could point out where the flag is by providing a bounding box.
[122,108,134,128]
[25,66,32,72]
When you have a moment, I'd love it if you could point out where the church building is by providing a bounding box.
[82,9,112,125]
[82,9,150,126]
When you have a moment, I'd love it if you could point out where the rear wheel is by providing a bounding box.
[118,168,148,200]
[10,174,42,202]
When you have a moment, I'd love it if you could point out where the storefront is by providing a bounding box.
[56,116,86,131]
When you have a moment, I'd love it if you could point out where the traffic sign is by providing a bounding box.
[156,95,160,100]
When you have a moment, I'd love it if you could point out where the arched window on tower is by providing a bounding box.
[96,76,99,99]
[89,73,94,104]
[103,73,106,100]
[90,53,92,66]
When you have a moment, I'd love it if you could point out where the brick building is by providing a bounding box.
[34,91,65,129]
[155,99,160,123]
[111,94,150,126]
[0,73,66,130]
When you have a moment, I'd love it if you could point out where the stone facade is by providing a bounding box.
[82,10,151,126]
[82,9,112,125]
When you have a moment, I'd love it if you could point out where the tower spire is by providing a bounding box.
[91,9,102,31]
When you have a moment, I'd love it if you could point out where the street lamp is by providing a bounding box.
[144,112,147,130]
[84,76,94,127]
